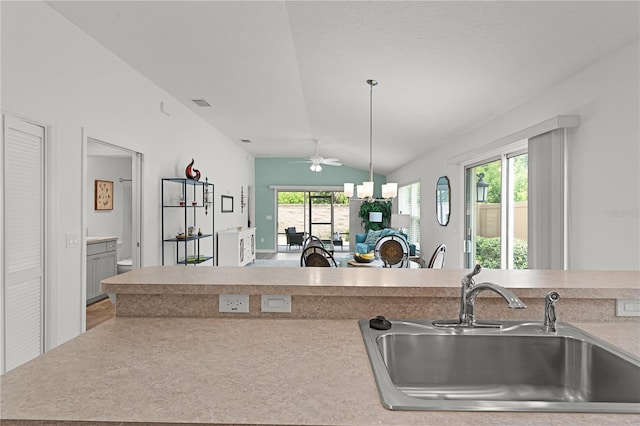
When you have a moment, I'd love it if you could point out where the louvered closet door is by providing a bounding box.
[3,115,45,372]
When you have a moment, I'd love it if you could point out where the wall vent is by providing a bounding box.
[191,99,211,107]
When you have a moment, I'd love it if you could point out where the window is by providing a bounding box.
[398,182,421,252]
[464,149,528,269]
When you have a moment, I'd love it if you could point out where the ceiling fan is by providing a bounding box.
[294,140,342,172]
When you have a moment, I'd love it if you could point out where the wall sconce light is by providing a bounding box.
[476,173,489,203]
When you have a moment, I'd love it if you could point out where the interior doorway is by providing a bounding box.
[82,132,143,331]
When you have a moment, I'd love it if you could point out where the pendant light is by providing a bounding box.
[343,79,397,200]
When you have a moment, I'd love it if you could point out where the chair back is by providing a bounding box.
[300,245,337,267]
[427,244,447,268]
[374,234,410,268]
[303,235,324,249]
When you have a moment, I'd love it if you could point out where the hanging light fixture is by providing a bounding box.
[343,79,397,200]
[310,163,322,172]
[476,173,489,203]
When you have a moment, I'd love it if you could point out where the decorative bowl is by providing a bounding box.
[354,253,375,263]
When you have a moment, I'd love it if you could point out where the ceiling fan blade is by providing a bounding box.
[321,158,340,163]
[322,161,342,166]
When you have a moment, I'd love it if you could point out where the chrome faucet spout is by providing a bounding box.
[469,283,527,309]
[460,281,527,325]
[434,264,527,328]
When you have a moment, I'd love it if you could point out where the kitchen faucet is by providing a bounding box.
[434,264,526,328]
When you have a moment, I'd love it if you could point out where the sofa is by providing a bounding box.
[355,228,416,256]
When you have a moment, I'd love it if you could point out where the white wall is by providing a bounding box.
[1,1,255,349]
[389,40,640,271]
[87,156,132,259]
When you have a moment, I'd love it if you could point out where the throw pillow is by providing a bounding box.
[364,229,382,244]
[381,229,395,237]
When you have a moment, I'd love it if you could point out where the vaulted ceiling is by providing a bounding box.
[47,1,639,174]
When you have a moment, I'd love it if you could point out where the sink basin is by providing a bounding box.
[359,319,640,412]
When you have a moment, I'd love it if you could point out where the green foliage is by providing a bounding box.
[358,201,392,231]
[278,192,305,204]
[512,155,528,202]
[475,154,528,203]
[475,236,528,269]
[277,191,349,204]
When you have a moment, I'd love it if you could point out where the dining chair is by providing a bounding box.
[374,234,410,268]
[300,245,338,267]
[427,244,447,268]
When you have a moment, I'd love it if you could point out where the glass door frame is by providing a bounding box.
[308,192,335,241]
[463,146,527,269]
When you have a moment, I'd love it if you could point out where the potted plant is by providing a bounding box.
[358,200,392,231]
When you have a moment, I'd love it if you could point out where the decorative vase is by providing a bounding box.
[185,158,201,181]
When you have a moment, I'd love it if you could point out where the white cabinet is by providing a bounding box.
[217,228,256,266]
[86,238,117,305]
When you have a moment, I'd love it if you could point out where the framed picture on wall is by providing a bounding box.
[221,195,234,213]
[95,180,114,210]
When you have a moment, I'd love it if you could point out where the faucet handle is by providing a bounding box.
[462,264,482,287]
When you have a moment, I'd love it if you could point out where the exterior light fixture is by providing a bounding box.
[343,79,398,201]
[477,173,489,203]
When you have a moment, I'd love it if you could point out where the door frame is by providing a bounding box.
[81,129,144,331]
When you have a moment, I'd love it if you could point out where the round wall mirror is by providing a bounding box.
[436,176,450,226]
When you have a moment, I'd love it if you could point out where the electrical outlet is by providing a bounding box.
[219,294,249,313]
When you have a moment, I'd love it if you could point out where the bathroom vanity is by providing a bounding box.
[85,237,117,305]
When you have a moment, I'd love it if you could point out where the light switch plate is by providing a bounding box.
[66,233,79,248]
[261,295,291,313]
[616,299,640,317]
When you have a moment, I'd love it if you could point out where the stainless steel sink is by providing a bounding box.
[359,319,640,412]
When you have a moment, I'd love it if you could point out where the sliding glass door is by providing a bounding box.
[465,151,528,269]
[277,190,349,250]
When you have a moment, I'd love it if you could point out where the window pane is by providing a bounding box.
[509,153,528,269]
[398,182,421,252]
[465,151,528,270]
[473,160,502,269]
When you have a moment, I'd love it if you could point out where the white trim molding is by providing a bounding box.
[448,115,580,165]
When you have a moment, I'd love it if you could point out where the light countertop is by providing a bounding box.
[102,266,640,299]
[86,236,119,244]
[1,317,639,425]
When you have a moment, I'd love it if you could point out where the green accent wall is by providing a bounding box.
[255,158,386,250]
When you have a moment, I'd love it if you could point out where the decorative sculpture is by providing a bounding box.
[185,158,201,181]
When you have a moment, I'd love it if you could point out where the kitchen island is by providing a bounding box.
[1,317,638,425]
[1,267,639,425]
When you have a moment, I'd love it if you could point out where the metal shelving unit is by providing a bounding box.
[161,177,215,265]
